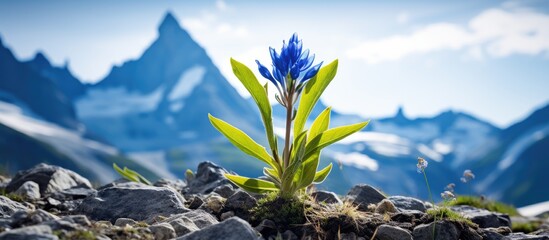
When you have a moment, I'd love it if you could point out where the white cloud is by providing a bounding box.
[348,8,549,63]
[216,0,228,11]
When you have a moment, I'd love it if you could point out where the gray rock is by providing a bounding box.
[254,219,277,236]
[59,215,91,227]
[48,187,96,201]
[213,184,235,198]
[6,164,92,195]
[187,162,233,194]
[504,233,549,239]
[0,196,29,217]
[114,218,137,227]
[169,216,200,236]
[339,232,357,240]
[346,184,386,211]
[282,230,298,240]
[177,217,258,240]
[154,178,187,192]
[413,221,460,240]
[388,196,427,212]
[201,195,224,214]
[225,191,257,212]
[180,210,219,229]
[376,224,412,240]
[220,211,235,221]
[150,222,177,240]
[0,225,57,240]
[375,199,398,214]
[76,182,188,223]
[14,181,40,201]
[11,209,59,228]
[311,190,342,204]
[187,196,204,209]
[451,205,511,228]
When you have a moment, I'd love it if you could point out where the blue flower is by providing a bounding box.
[256,33,322,105]
[417,157,428,173]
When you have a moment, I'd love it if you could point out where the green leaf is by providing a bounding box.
[308,107,331,141]
[305,121,369,158]
[313,163,333,183]
[230,58,278,155]
[263,167,281,186]
[294,60,338,138]
[209,114,278,171]
[113,163,139,183]
[124,167,152,185]
[225,174,279,193]
[296,152,320,189]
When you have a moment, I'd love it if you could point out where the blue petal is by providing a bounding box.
[301,62,323,82]
[290,64,300,80]
[289,33,298,43]
[255,60,276,84]
[273,67,286,88]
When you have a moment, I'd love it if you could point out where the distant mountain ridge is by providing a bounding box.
[0,12,547,206]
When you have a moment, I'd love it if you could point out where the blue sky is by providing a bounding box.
[0,0,548,127]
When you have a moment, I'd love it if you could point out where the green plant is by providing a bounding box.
[512,221,541,233]
[449,195,519,216]
[113,163,151,185]
[426,207,476,227]
[209,33,368,198]
[251,191,307,226]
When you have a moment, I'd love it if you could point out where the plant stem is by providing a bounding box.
[423,170,437,240]
[282,91,293,169]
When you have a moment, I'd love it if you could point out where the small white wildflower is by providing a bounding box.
[441,191,456,201]
[460,169,475,183]
[445,183,456,193]
[416,157,428,173]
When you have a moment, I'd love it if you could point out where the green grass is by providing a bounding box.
[512,222,541,233]
[427,207,475,227]
[448,195,519,216]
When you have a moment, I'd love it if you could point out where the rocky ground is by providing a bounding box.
[0,162,547,240]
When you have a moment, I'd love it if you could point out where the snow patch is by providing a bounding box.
[168,65,206,101]
[373,122,440,142]
[518,200,549,217]
[417,144,443,162]
[332,152,379,171]
[0,101,119,182]
[432,140,453,154]
[170,101,184,112]
[76,86,164,118]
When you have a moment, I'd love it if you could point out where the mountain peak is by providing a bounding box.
[158,12,181,34]
[32,52,52,68]
[395,105,407,120]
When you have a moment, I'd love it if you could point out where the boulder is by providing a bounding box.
[388,196,427,212]
[149,222,177,240]
[0,225,57,240]
[224,191,257,219]
[376,224,412,240]
[10,209,59,228]
[213,184,236,198]
[114,218,137,227]
[311,191,342,204]
[346,184,386,211]
[0,196,29,218]
[75,182,188,223]
[154,178,187,192]
[413,221,460,240]
[375,199,398,214]
[451,205,511,228]
[163,210,218,230]
[6,164,92,195]
[14,181,40,201]
[186,162,233,194]
[177,217,258,240]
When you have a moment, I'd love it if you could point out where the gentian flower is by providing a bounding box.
[416,157,428,173]
[256,33,323,107]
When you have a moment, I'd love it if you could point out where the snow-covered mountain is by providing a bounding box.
[0,12,546,206]
[76,12,263,152]
[471,104,549,206]
[0,38,79,130]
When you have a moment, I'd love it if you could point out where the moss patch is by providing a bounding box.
[512,221,541,233]
[426,207,475,227]
[251,192,306,227]
[448,196,519,216]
